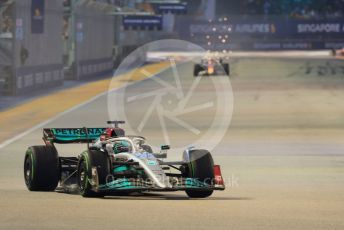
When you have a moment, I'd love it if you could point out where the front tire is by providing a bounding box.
[78,150,109,197]
[183,149,214,198]
[24,145,60,191]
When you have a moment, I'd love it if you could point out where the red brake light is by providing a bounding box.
[213,165,224,186]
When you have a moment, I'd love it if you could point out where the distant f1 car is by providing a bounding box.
[331,48,344,57]
[194,58,230,76]
[24,121,225,198]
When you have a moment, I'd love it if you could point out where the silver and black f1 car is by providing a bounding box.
[194,58,230,77]
[24,121,225,198]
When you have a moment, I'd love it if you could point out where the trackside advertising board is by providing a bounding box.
[155,2,188,14]
[123,15,163,30]
[31,0,45,34]
[187,19,344,37]
[179,17,344,50]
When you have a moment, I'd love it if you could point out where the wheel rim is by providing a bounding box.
[78,162,86,191]
[24,155,32,185]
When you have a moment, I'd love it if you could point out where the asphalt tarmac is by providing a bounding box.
[0,57,343,230]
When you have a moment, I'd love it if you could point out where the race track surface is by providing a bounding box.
[0,57,344,230]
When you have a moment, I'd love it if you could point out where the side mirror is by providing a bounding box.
[158,145,170,158]
[161,145,170,150]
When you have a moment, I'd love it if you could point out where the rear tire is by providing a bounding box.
[193,64,201,76]
[24,145,60,191]
[183,149,214,198]
[331,48,336,56]
[186,189,213,198]
[222,63,230,76]
[78,150,109,197]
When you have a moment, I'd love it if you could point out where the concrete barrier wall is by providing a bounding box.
[14,0,64,94]
[74,6,114,79]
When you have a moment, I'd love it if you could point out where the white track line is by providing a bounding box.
[0,91,108,149]
[0,65,171,150]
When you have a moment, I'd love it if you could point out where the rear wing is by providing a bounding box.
[43,128,106,144]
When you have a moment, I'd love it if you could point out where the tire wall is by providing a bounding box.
[14,0,64,94]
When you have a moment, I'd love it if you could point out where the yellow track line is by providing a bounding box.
[0,62,169,142]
